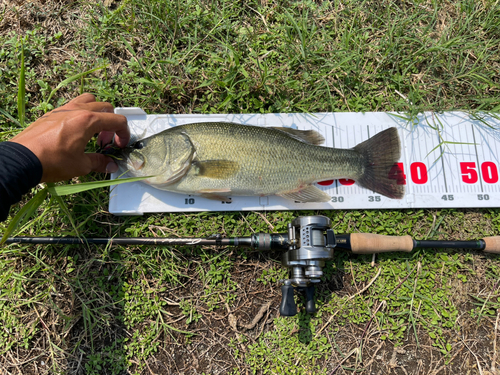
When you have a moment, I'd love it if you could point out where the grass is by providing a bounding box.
[0,0,500,374]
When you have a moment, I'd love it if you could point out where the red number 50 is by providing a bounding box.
[460,162,498,184]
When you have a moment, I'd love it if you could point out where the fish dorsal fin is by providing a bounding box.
[193,160,240,179]
[278,185,331,202]
[271,127,325,145]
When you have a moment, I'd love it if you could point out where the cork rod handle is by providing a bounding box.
[349,233,414,254]
[483,237,500,254]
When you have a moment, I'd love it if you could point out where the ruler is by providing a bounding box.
[109,109,500,215]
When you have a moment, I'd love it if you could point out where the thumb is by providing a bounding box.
[87,153,119,174]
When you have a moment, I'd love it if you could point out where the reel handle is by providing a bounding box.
[279,285,316,317]
[304,285,316,314]
[280,284,297,317]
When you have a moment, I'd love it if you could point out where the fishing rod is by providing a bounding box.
[4,215,500,316]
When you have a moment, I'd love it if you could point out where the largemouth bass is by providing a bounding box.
[115,123,404,202]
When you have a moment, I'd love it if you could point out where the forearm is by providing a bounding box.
[0,142,43,222]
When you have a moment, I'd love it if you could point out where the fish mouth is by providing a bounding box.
[97,144,125,160]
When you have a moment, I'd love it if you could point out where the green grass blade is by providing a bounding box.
[45,65,108,106]
[17,37,25,128]
[48,183,80,236]
[1,187,48,244]
[0,108,21,127]
[47,176,153,196]
[80,75,84,95]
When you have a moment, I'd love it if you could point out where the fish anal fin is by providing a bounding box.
[193,160,239,179]
[198,189,232,203]
[271,127,325,145]
[278,185,331,203]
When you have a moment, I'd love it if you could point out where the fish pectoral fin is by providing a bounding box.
[198,189,232,203]
[278,185,331,203]
[270,127,325,145]
[193,160,240,179]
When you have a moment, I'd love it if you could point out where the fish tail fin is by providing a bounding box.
[354,127,405,199]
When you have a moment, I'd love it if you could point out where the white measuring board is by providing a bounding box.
[109,109,500,215]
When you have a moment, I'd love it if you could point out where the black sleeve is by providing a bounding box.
[0,142,43,222]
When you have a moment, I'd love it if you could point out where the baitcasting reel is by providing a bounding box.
[279,216,336,316]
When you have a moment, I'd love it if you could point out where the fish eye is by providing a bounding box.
[134,141,144,150]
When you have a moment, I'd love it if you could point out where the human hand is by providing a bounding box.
[10,93,130,183]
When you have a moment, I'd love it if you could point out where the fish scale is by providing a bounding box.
[175,123,358,191]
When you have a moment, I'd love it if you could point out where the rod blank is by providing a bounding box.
[3,236,234,247]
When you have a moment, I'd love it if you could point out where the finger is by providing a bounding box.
[87,153,118,174]
[97,131,116,147]
[79,101,114,113]
[88,113,130,147]
[113,132,129,147]
[68,93,96,105]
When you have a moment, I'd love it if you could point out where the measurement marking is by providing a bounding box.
[472,124,484,193]
[480,126,499,194]
[494,130,500,193]
[332,126,338,195]
[366,125,375,194]
[438,130,448,193]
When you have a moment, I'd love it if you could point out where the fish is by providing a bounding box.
[115,122,405,202]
